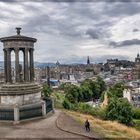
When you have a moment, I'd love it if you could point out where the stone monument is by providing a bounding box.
[0,28,47,123]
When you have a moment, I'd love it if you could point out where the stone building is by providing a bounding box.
[123,86,140,107]
[48,63,102,82]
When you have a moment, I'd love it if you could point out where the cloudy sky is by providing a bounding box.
[0,0,140,64]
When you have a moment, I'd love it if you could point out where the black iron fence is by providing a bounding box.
[44,98,53,114]
[0,108,14,120]
[0,99,53,121]
[19,103,42,120]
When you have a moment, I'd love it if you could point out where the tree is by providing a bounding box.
[106,98,133,125]
[109,82,124,98]
[92,82,101,99]
[81,79,93,90]
[42,84,53,98]
[65,84,81,103]
[81,77,107,100]
[96,77,107,93]
[80,85,92,102]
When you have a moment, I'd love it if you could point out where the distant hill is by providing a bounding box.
[0,61,56,68]
[34,62,56,68]
[0,61,4,68]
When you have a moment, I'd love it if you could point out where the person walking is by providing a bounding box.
[85,119,90,132]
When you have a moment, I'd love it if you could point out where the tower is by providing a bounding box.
[134,53,140,79]
[55,61,60,80]
[135,53,140,63]
[87,56,90,65]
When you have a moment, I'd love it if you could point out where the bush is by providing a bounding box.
[68,102,106,120]
[62,99,72,110]
[97,107,106,120]
[91,107,107,120]
[51,92,65,109]
[42,84,53,98]
[74,103,93,114]
[132,108,140,119]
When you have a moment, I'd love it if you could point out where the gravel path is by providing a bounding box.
[0,110,95,139]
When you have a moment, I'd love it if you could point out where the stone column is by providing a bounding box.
[29,48,34,82]
[14,48,20,82]
[24,48,29,82]
[3,49,7,82]
[6,48,12,83]
[14,105,20,124]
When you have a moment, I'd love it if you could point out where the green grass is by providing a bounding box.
[51,92,65,109]
[133,119,140,131]
[65,110,140,139]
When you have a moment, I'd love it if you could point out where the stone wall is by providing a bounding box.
[0,92,41,106]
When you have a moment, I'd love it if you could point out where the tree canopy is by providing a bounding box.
[63,77,107,103]
[106,97,133,125]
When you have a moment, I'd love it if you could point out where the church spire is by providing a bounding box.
[137,53,140,58]
[87,56,90,64]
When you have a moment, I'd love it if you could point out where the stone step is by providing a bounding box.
[0,86,41,91]
[0,88,41,93]
[0,89,41,95]
[1,83,40,88]
[0,83,42,95]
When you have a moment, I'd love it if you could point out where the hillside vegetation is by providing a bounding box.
[65,110,140,139]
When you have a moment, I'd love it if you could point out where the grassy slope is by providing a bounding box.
[51,91,140,138]
[133,119,140,131]
[65,110,140,139]
[51,92,65,109]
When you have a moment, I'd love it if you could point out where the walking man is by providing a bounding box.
[85,119,90,132]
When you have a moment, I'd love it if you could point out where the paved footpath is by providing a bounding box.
[0,110,97,139]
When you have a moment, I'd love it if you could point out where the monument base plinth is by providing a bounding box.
[0,83,52,123]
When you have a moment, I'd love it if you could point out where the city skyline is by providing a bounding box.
[0,1,140,63]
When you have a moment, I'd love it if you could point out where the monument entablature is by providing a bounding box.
[3,41,34,49]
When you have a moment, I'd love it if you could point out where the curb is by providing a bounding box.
[55,112,98,139]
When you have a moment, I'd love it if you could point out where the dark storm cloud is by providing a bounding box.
[86,29,101,39]
[110,39,140,47]
[86,28,111,39]
[133,29,139,32]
